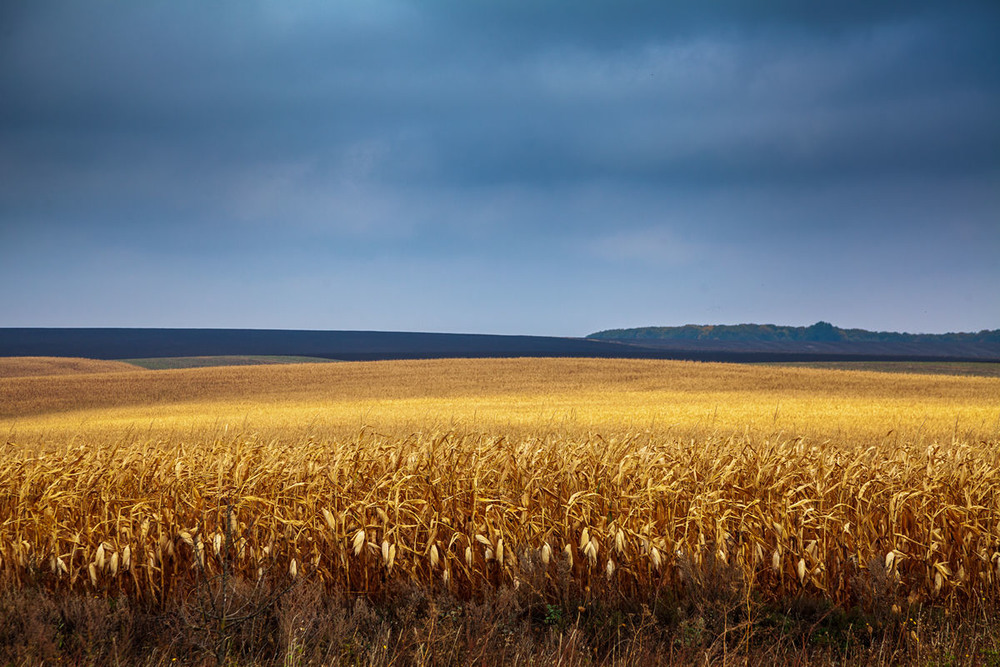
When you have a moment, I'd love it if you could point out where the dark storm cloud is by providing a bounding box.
[1,1,998,333]
[4,1,997,190]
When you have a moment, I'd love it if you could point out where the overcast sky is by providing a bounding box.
[1,1,997,335]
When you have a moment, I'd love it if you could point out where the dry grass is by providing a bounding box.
[0,356,141,379]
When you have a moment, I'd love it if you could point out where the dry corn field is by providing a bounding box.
[1,357,999,611]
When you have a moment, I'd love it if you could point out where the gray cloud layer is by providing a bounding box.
[1,1,998,333]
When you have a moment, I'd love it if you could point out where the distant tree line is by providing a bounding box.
[588,322,1000,344]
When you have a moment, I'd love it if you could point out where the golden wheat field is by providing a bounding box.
[1,356,999,610]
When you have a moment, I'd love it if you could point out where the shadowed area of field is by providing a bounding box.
[124,355,341,370]
[767,361,1000,378]
[0,356,142,378]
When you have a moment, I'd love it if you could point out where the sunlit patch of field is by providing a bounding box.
[6,386,999,447]
[1,357,999,612]
[3,357,997,443]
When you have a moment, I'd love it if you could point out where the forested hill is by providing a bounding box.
[585,322,1000,360]
[588,322,1000,344]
